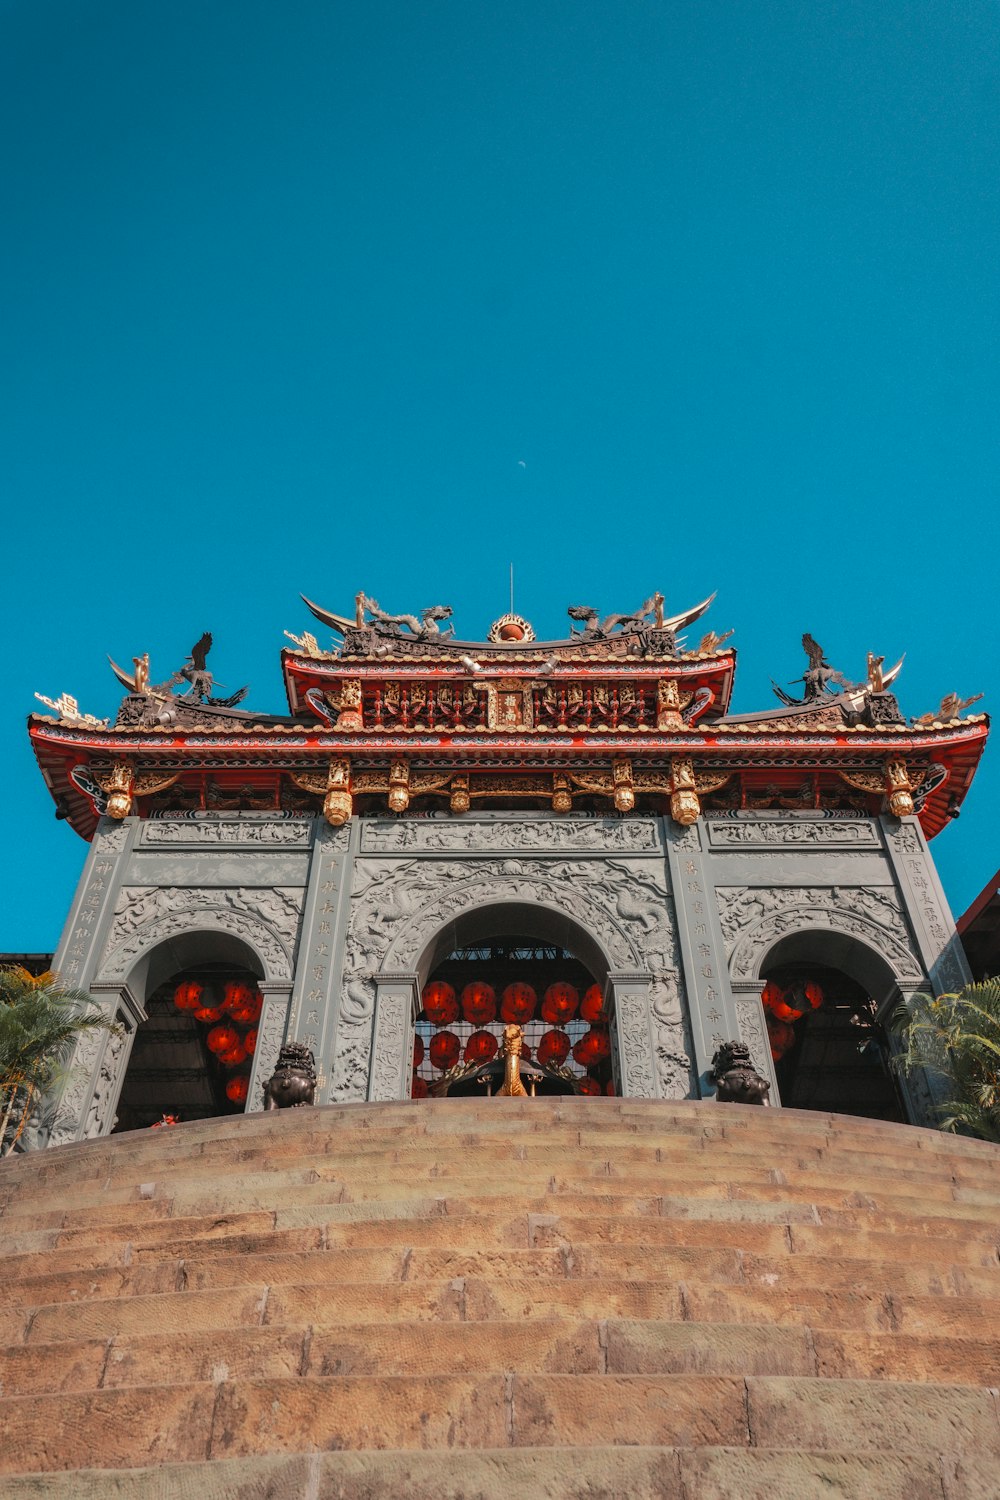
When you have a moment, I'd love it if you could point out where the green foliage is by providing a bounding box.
[891,980,1000,1143]
[0,967,119,1153]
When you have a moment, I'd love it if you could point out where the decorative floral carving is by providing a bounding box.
[95,819,130,853]
[613,989,659,1097]
[331,1027,372,1100]
[48,1025,106,1146]
[734,998,771,1090]
[368,990,411,1101]
[252,995,292,1107]
[82,1020,129,1138]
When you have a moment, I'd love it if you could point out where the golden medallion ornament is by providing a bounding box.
[487,614,536,644]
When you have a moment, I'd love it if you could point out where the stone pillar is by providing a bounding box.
[52,818,138,993]
[368,973,419,1101]
[45,818,139,1145]
[663,820,761,1097]
[607,973,658,1098]
[282,818,355,1105]
[246,980,294,1113]
[881,816,972,995]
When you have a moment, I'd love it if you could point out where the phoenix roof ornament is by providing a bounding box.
[108,633,249,708]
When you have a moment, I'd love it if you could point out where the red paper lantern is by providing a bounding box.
[767,1018,795,1061]
[541,982,579,1025]
[222,981,255,1014]
[770,999,800,1023]
[605,1080,616,1096]
[580,984,605,1023]
[464,1029,498,1064]
[461,981,497,1026]
[226,1075,249,1104]
[500,982,537,1025]
[429,1030,460,1070]
[174,980,203,1012]
[573,1027,611,1067]
[218,1042,247,1067]
[411,1075,429,1099]
[786,979,823,1013]
[413,1034,425,1068]
[244,1029,258,1056]
[521,1041,532,1063]
[192,1004,224,1024]
[536,1029,570,1067]
[577,1076,601,1095]
[760,980,784,1014]
[422,981,459,1026]
[206,1023,240,1055]
[229,990,263,1025]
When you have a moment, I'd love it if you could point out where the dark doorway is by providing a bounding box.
[762,961,906,1121]
[413,934,612,1098]
[113,964,259,1131]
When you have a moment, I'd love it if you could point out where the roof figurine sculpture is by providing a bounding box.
[107,634,250,729]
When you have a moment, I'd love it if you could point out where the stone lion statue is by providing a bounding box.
[710,1040,770,1105]
[263,1043,318,1110]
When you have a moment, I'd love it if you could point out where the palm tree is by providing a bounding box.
[891,979,1000,1143]
[0,967,120,1154]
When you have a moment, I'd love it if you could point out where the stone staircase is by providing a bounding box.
[0,1098,998,1498]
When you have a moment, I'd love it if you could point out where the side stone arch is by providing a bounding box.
[49,898,299,1146]
[720,887,941,1124]
[101,907,293,986]
[719,886,924,990]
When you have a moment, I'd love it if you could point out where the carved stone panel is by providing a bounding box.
[882,818,971,995]
[248,990,293,1111]
[733,997,772,1093]
[706,815,879,849]
[360,815,663,855]
[141,815,316,847]
[609,978,659,1098]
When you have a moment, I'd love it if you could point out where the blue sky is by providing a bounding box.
[2,1,997,950]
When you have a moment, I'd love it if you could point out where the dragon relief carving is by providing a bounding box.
[100,886,304,982]
[716,885,921,982]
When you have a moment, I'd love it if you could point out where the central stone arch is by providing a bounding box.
[363,872,670,1103]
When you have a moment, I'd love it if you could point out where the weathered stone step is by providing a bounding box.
[0,1445,977,1500]
[4,1372,997,1474]
[8,1318,1000,1401]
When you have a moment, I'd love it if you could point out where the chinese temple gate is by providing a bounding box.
[27,590,987,1143]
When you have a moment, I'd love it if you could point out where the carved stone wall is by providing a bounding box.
[40,809,971,1139]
